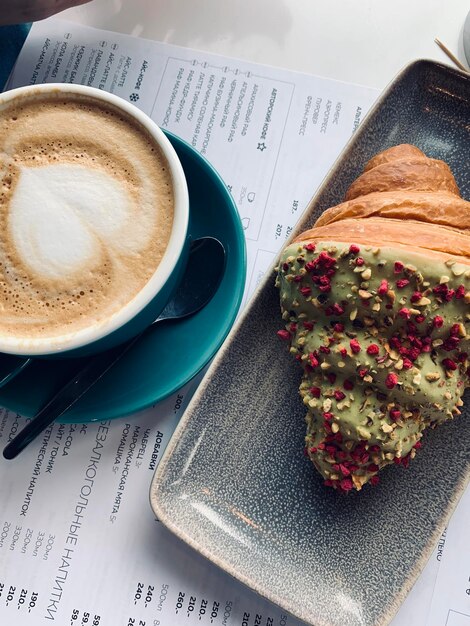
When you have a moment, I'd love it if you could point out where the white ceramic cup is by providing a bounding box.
[0,83,190,357]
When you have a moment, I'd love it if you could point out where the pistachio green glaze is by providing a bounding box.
[276,241,470,491]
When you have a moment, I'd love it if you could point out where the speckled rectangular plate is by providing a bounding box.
[150,60,470,626]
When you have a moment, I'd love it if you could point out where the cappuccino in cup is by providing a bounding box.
[0,85,189,356]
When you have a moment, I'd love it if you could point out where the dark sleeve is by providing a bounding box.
[0,23,32,90]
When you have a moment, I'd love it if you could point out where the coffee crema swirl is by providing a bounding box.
[0,92,174,341]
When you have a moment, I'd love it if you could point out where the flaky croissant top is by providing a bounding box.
[276,144,470,492]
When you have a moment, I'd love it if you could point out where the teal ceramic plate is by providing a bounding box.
[0,132,246,422]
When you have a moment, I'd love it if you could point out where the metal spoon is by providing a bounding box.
[0,354,33,389]
[3,236,225,460]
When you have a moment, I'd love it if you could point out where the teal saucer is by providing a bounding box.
[0,132,246,422]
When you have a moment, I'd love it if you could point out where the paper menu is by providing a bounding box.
[5,18,377,306]
[1,387,299,626]
[425,488,470,626]
[0,17,468,626]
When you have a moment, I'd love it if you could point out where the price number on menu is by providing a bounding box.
[208,601,219,623]
[70,608,101,626]
[175,593,228,623]
[175,591,185,614]
[133,582,157,607]
[175,591,198,618]
[4,584,16,606]
[175,592,207,619]
[127,619,160,626]
[274,224,293,241]
[0,583,39,613]
[242,613,288,626]
[187,595,196,617]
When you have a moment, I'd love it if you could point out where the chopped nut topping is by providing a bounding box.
[415,297,431,306]
[357,426,371,440]
[277,237,470,493]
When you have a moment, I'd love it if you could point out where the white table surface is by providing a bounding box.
[60,0,470,90]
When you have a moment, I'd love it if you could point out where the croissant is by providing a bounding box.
[276,144,470,492]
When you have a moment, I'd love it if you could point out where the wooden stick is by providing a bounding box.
[434,38,468,72]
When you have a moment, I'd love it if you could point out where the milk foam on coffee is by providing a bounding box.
[0,92,174,341]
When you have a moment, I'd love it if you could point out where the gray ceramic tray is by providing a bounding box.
[150,60,470,626]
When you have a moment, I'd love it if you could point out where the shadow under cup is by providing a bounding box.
[0,83,190,360]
